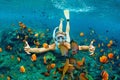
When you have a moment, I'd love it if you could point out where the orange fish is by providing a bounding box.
[77,57,85,67]
[70,40,79,55]
[107,43,111,48]
[7,76,11,80]
[0,48,2,52]
[43,56,47,64]
[46,63,56,73]
[98,43,101,48]
[28,28,32,32]
[43,43,49,48]
[79,73,88,80]
[100,56,108,63]
[41,72,50,77]
[109,40,113,45]
[80,32,84,37]
[17,57,21,62]
[6,45,12,50]
[35,41,40,46]
[108,53,114,59]
[53,71,57,75]
[100,49,104,53]
[69,58,77,65]
[31,54,37,61]
[11,55,14,60]
[19,22,26,29]
[20,66,25,73]
[67,65,75,73]
[101,70,109,80]
[46,65,52,72]
[50,63,56,69]
[56,64,74,74]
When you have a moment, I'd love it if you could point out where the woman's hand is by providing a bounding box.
[89,40,95,55]
[24,41,31,54]
[49,43,56,51]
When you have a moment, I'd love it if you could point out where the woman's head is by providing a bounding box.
[55,32,66,43]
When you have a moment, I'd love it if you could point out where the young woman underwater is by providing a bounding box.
[24,10,95,56]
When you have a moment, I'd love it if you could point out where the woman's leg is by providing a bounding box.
[64,9,70,42]
[66,21,70,42]
[59,18,64,32]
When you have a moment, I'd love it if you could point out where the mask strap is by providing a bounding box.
[53,27,59,42]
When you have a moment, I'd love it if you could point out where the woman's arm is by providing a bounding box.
[27,47,51,53]
[24,41,55,54]
[78,41,95,55]
[79,46,89,51]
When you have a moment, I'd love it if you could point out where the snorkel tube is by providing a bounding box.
[53,27,59,42]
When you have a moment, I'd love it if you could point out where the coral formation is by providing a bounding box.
[0,23,119,80]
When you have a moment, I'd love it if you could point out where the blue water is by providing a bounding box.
[0,0,120,80]
[0,0,120,37]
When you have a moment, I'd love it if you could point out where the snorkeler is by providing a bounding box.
[24,10,95,56]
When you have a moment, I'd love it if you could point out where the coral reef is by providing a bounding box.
[0,22,120,80]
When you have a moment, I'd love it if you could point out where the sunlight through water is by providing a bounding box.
[51,0,94,12]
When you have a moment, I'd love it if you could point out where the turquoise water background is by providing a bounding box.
[0,0,120,39]
[0,0,120,80]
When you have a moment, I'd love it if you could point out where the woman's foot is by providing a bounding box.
[64,9,70,20]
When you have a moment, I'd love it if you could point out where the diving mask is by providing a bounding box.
[53,27,67,43]
[55,33,66,43]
